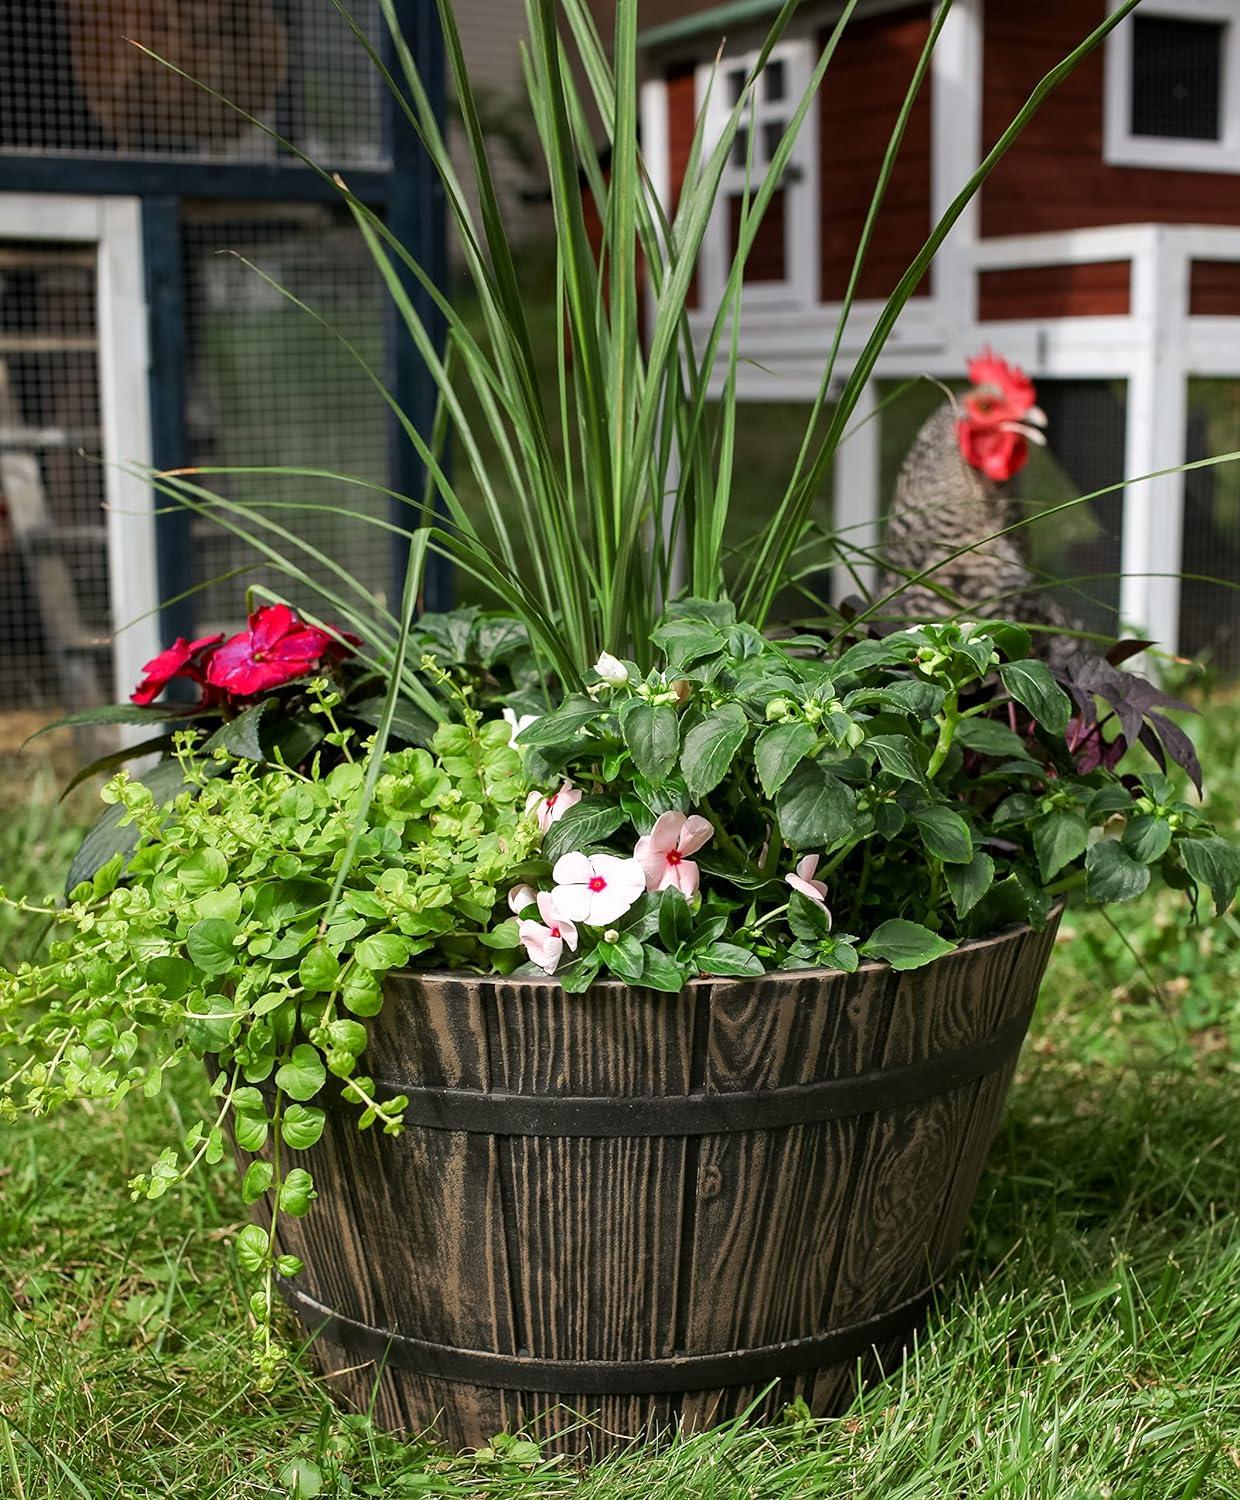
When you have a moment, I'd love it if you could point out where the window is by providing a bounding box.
[698,39,817,305]
[1105,0,1240,171]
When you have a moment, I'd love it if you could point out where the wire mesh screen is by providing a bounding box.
[1180,380,1240,670]
[1020,379,1126,638]
[0,241,111,714]
[0,0,385,166]
[1130,15,1224,142]
[181,204,395,638]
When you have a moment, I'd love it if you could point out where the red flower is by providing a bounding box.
[206,604,338,697]
[130,633,223,706]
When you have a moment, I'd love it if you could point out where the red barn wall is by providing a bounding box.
[665,58,700,307]
[981,0,1240,237]
[979,261,1131,321]
[818,5,933,301]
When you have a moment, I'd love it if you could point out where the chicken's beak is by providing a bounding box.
[1000,405,1048,445]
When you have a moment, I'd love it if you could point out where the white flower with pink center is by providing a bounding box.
[786,854,831,918]
[634,810,714,898]
[518,892,579,973]
[551,851,646,927]
[524,780,582,834]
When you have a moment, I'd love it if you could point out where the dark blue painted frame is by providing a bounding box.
[0,0,449,639]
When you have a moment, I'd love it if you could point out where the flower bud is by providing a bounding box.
[766,697,791,722]
[593,651,629,686]
[846,721,866,750]
[603,928,620,944]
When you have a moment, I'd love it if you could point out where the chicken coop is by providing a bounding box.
[0,0,446,726]
[637,0,1240,665]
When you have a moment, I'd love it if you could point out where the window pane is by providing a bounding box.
[1130,15,1223,141]
[727,67,746,106]
[764,57,786,102]
[731,125,749,169]
[762,119,783,165]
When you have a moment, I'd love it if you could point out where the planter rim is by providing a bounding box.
[392,905,1064,992]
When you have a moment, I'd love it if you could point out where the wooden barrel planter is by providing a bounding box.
[268,914,1060,1455]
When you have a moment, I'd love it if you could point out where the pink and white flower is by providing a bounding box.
[507,883,538,915]
[786,854,830,913]
[551,852,646,927]
[518,892,579,973]
[524,781,582,834]
[634,810,714,899]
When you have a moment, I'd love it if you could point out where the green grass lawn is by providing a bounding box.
[2,717,1240,1498]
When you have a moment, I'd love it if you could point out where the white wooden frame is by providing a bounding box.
[696,35,820,311]
[1103,0,1240,173]
[0,193,159,701]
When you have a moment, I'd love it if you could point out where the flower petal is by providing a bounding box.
[552,851,593,887]
[678,815,714,856]
[550,883,592,924]
[249,603,297,651]
[508,883,538,915]
[646,810,684,856]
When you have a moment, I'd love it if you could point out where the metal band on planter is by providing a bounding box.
[280,1281,940,1395]
[358,1005,1037,1138]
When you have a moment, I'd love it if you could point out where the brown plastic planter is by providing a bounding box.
[268,914,1060,1454]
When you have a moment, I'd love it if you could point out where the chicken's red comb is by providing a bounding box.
[967,347,1036,413]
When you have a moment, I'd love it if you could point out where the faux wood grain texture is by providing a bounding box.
[258,921,1057,1456]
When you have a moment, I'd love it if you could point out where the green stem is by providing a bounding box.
[926,690,960,780]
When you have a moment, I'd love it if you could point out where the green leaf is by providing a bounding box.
[911,806,973,864]
[787,888,831,941]
[354,933,412,972]
[185,918,239,976]
[28,702,207,739]
[638,946,688,993]
[1085,840,1151,904]
[697,942,764,978]
[184,994,239,1054]
[233,1109,268,1153]
[754,721,818,799]
[861,920,956,971]
[515,697,602,748]
[680,703,749,797]
[278,1167,318,1217]
[280,1104,326,1151]
[1032,808,1088,882]
[298,943,340,993]
[178,848,228,896]
[1180,835,1240,915]
[650,618,725,671]
[776,762,857,850]
[275,1044,327,1102]
[241,1160,274,1205]
[658,887,694,952]
[542,796,627,863]
[998,660,1071,735]
[598,932,646,983]
[867,734,928,784]
[953,717,1035,760]
[66,759,189,892]
[202,700,273,762]
[620,699,679,781]
[234,1223,270,1275]
[341,967,384,1018]
[351,695,437,749]
[1123,813,1172,865]
[944,851,995,919]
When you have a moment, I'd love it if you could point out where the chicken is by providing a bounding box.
[879,350,1080,667]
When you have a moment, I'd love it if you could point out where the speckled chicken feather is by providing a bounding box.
[879,406,1079,667]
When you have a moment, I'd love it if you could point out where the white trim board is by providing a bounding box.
[0,193,159,704]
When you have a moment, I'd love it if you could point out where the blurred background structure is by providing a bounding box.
[632,0,1240,666]
[7,0,1240,733]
